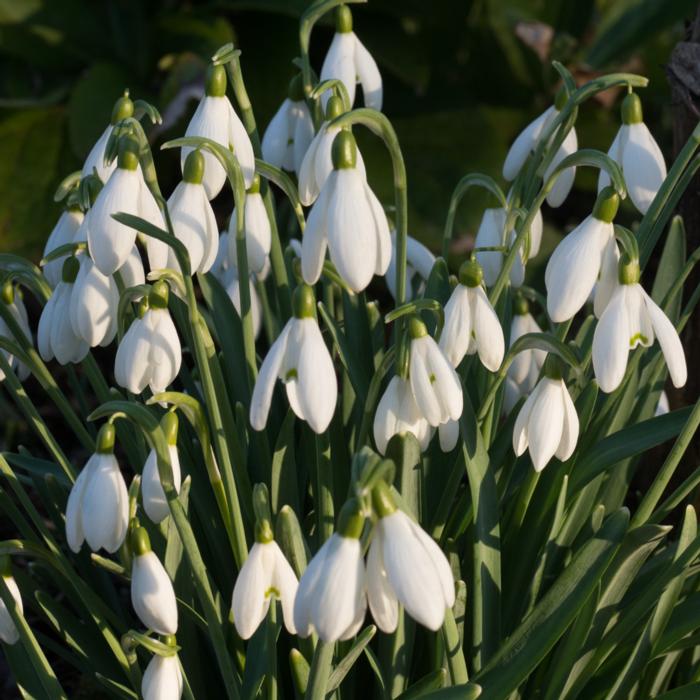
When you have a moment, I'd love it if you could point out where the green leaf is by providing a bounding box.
[418,682,483,699]
[396,670,447,699]
[651,215,686,322]
[655,683,700,700]
[270,409,300,514]
[327,625,377,692]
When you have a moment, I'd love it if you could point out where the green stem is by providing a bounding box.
[305,641,334,700]
[315,432,334,545]
[442,607,469,684]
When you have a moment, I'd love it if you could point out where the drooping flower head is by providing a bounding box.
[142,412,182,524]
[142,637,183,700]
[228,174,272,275]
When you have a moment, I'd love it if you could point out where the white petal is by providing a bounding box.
[471,286,504,371]
[131,551,178,635]
[292,101,315,175]
[365,184,392,275]
[528,207,544,259]
[422,338,463,423]
[406,516,455,607]
[293,536,333,637]
[301,178,331,285]
[298,125,325,206]
[592,286,630,393]
[82,125,115,182]
[238,193,272,274]
[597,128,623,193]
[438,419,459,453]
[527,377,565,471]
[439,285,471,367]
[621,123,666,215]
[594,237,620,319]
[262,100,292,169]
[353,34,382,110]
[409,339,443,426]
[269,542,299,635]
[148,310,182,395]
[512,380,540,456]
[43,210,83,288]
[555,380,579,462]
[475,209,506,287]
[367,536,398,633]
[544,127,578,208]
[70,259,117,346]
[142,655,183,700]
[503,107,555,181]
[232,542,270,639]
[320,33,357,108]
[65,456,94,553]
[227,100,256,188]
[642,289,687,388]
[142,445,181,524]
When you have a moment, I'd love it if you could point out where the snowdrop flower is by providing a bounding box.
[149,151,218,275]
[368,483,454,633]
[294,500,366,642]
[593,237,620,319]
[182,64,255,198]
[598,93,666,215]
[320,5,382,111]
[0,556,21,644]
[43,207,84,287]
[0,284,31,382]
[81,91,133,183]
[438,420,460,453]
[262,75,314,176]
[373,375,432,455]
[65,424,129,553]
[513,356,579,471]
[439,259,504,371]
[37,257,89,365]
[503,90,578,207]
[386,232,436,302]
[592,256,687,393]
[114,281,182,395]
[142,413,181,524]
[250,285,337,434]
[228,175,271,275]
[545,187,619,323]
[408,318,463,428]
[142,640,183,700]
[130,527,178,635]
[302,130,391,292]
[231,519,298,639]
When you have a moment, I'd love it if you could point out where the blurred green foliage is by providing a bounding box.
[0,0,695,259]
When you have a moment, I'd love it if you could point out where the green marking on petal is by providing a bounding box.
[264,586,281,599]
[285,368,298,381]
[429,372,436,384]
[629,333,649,348]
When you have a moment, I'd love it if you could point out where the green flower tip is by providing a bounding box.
[247,173,261,194]
[161,634,177,648]
[1,281,14,306]
[205,63,227,97]
[513,294,529,316]
[111,90,134,125]
[62,256,80,284]
[371,481,397,519]
[458,258,483,288]
[161,411,179,446]
[288,73,305,102]
[326,95,344,120]
[148,280,170,309]
[408,317,428,340]
[542,354,564,381]
[131,526,151,557]
[137,296,150,318]
[183,150,205,185]
[554,85,568,111]
[592,186,619,224]
[622,92,643,125]
[331,130,357,170]
[337,498,364,539]
[96,423,116,454]
[335,4,353,33]
[117,136,139,172]
[618,253,640,285]
[255,519,274,544]
[293,284,316,319]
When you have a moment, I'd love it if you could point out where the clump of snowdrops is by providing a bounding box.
[0,1,700,699]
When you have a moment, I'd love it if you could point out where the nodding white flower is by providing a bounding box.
[114,281,182,395]
[302,131,391,292]
[373,375,432,455]
[320,5,382,111]
[142,413,181,524]
[592,257,687,394]
[82,92,134,183]
[65,424,129,553]
[386,231,436,302]
[294,501,366,642]
[231,524,298,639]
[656,390,670,417]
[368,484,454,633]
[43,208,84,288]
[545,187,620,323]
[0,285,31,382]
[262,75,314,176]
[250,285,337,434]
[439,259,504,371]
[38,257,89,365]
[228,175,271,275]
[182,64,255,199]
[130,527,178,635]
[408,318,463,428]
[0,558,22,645]
[598,93,666,215]
[438,419,460,452]
[513,358,579,471]
[142,645,183,700]
[149,151,218,275]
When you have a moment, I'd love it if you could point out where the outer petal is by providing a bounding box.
[262,100,292,169]
[320,32,357,108]
[422,338,463,422]
[238,193,272,274]
[301,178,331,285]
[438,419,459,453]
[293,536,333,637]
[642,289,687,388]
[142,445,181,524]
[409,339,443,426]
[365,184,392,275]
[70,259,117,346]
[367,536,399,633]
[439,285,471,367]
[555,380,579,462]
[406,516,455,607]
[592,286,630,393]
[142,655,183,700]
[594,237,620,319]
[227,100,256,188]
[82,125,115,182]
[298,125,326,206]
[292,101,315,175]
[512,380,540,456]
[232,542,270,639]
[353,33,382,110]
[269,542,299,635]
[475,209,506,287]
[527,377,565,471]
[544,127,578,208]
[168,182,208,273]
[37,292,58,361]
[115,317,152,394]
[622,122,667,215]
[597,127,623,193]
[65,456,94,553]
[508,313,540,384]
[149,310,182,394]
[43,210,83,288]
[472,286,505,371]
[131,551,178,635]
[503,107,555,181]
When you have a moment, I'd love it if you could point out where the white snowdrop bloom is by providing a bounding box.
[438,419,460,452]
[114,281,182,395]
[513,358,579,472]
[0,557,22,645]
[474,208,527,289]
[65,424,129,553]
[320,5,382,111]
[545,187,619,323]
[373,375,432,455]
[142,645,183,700]
[368,483,454,633]
[81,91,134,183]
[302,131,391,292]
[543,125,578,208]
[43,208,84,288]
[656,390,670,417]
[386,231,436,302]
[142,413,181,524]
[593,237,621,319]
[232,523,299,639]
[130,527,178,635]
[294,501,366,642]
[439,259,504,371]
[261,75,314,176]
[0,285,31,382]
[598,93,666,215]
[37,258,89,365]
[592,257,687,394]
[408,318,463,428]
[182,64,255,199]
[250,285,337,434]
[228,175,271,275]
